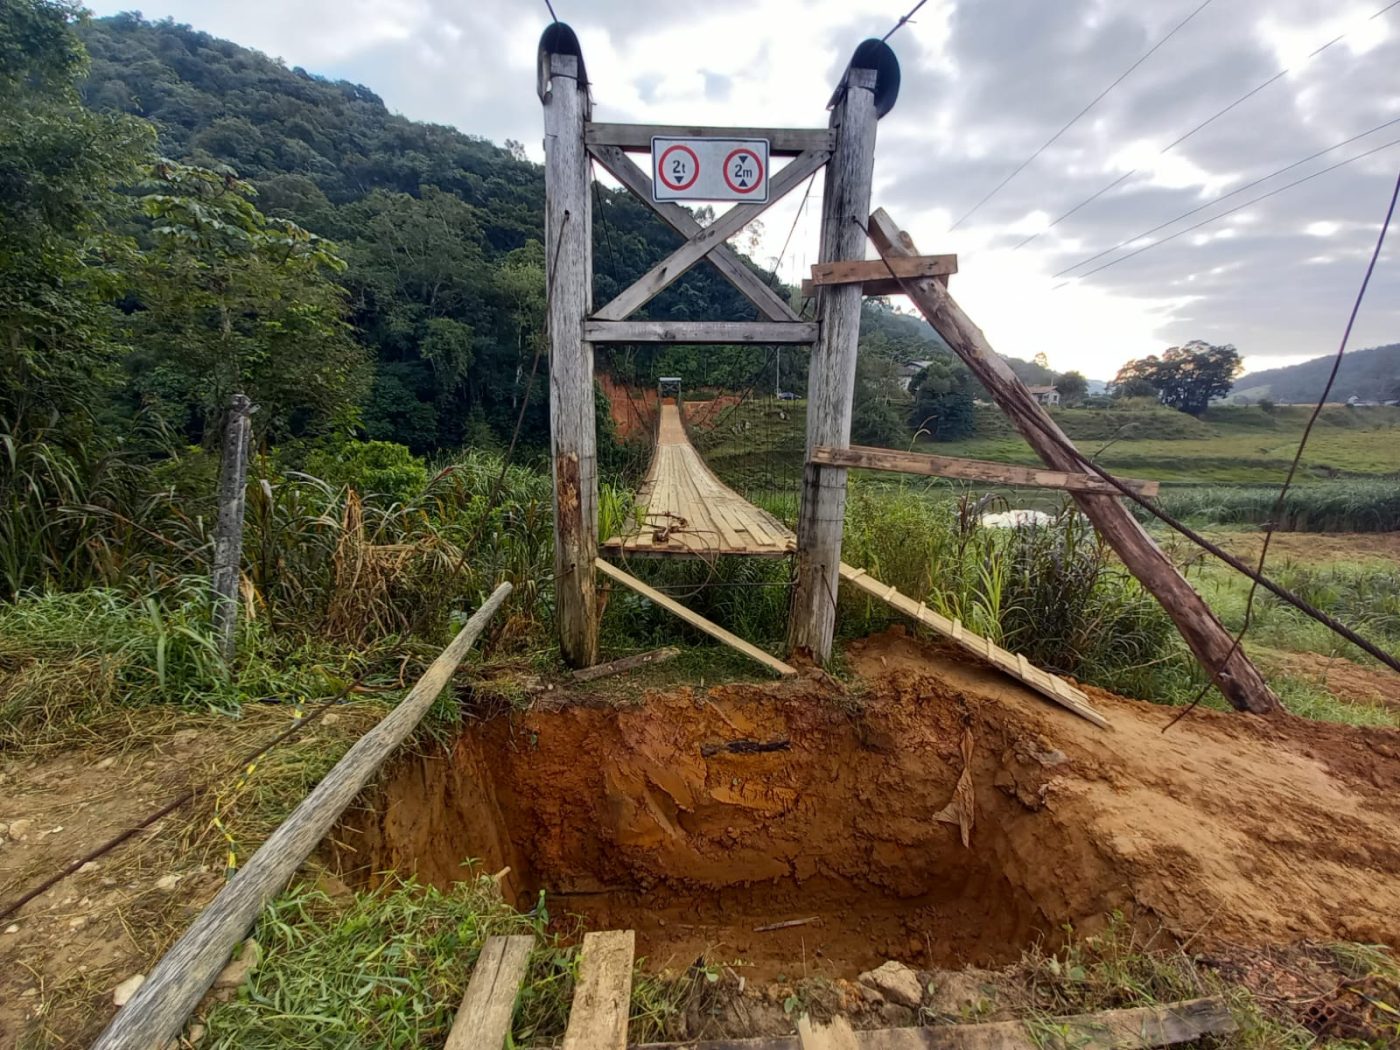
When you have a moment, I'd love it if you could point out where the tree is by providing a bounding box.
[129,161,368,443]
[1055,370,1088,405]
[1113,341,1242,416]
[909,355,977,441]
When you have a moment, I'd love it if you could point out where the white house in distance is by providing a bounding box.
[1028,384,1060,406]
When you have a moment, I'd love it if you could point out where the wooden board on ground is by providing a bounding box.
[812,445,1159,497]
[838,563,1109,729]
[445,934,533,1050]
[633,996,1233,1048]
[572,646,681,682]
[561,929,636,1050]
[597,559,797,678]
[603,403,795,558]
[798,1014,860,1050]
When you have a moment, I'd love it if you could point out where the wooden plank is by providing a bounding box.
[808,255,958,287]
[585,320,817,344]
[865,208,1279,715]
[587,145,799,322]
[632,996,1234,1049]
[811,445,1160,496]
[586,122,834,156]
[91,583,514,1050]
[798,1015,860,1050]
[572,646,682,683]
[839,564,1108,728]
[802,275,950,298]
[445,934,533,1050]
[562,930,635,1050]
[593,148,829,322]
[789,67,880,664]
[544,52,599,670]
[597,559,797,677]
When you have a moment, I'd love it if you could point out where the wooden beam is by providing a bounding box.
[631,997,1235,1048]
[801,256,958,298]
[586,122,835,156]
[799,1015,860,1050]
[865,208,1279,715]
[91,584,514,1050]
[562,930,635,1050]
[593,148,829,322]
[812,445,1160,496]
[544,53,600,670]
[596,559,797,677]
[587,144,800,322]
[571,646,681,682]
[839,564,1109,728]
[584,320,816,344]
[789,67,880,664]
[445,934,533,1050]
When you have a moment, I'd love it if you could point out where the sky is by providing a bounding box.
[86,0,1400,379]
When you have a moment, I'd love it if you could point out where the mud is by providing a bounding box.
[336,630,1400,980]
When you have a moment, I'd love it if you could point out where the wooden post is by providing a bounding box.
[211,392,252,665]
[542,49,599,669]
[866,208,1279,714]
[789,66,879,662]
[91,583,513,1050]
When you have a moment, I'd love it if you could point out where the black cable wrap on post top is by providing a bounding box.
[538,21,588,86]
[829,39,901,117]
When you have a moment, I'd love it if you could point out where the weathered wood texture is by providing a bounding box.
[866,208,1278,714]
[562,930,636,1050]
[593,148,829,322]
[801,255,957,298]
[812,445,1160,496]
[211,392,252,663]
[585,320,817,344]
[587,145,799,322]
[572,646,682,682]
[602,404,794,557]
[789,67,879,663]
[585,122,834,156]
[840,564,1108,728]
[798,1015,860,1050]
[91,583,514,1050]
[445,934,534,1050]
[544,53,599,669]
[597,558,797,677]
[630,996,1234,1048]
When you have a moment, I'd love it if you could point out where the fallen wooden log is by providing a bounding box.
[91,582,514,1050]
[573,646,682,682]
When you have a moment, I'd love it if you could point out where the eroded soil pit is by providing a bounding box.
[333,631,1400,980]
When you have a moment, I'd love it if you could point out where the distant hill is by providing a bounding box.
[1233,343,1400,404]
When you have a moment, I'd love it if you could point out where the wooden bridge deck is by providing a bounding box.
[602,403,794,558]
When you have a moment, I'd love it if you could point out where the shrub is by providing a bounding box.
[304,439,429,503]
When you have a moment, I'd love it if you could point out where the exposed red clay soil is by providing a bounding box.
[598,373,658,439]
[1264,649,1400,709]
[337,630,1400,981]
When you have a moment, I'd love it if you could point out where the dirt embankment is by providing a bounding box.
[341,630,1400,979]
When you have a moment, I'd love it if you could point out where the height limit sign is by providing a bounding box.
[652,137,770,203]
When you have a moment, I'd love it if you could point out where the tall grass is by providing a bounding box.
[1152,480,1400,532]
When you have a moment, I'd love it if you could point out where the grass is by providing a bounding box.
[1153,482,1400,532]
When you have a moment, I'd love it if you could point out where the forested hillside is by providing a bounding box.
[1233,343,1400,404]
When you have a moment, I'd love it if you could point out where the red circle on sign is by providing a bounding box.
[657,144,700,191]
[723,147,764,194]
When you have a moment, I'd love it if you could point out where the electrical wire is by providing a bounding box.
[882,0,929,42]
[1017,0,1400,249]
[949,0,1218,232]
[1053,134,1400,287]
[1051,115,1400,276]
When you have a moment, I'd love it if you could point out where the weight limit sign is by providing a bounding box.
[651,137,770,203]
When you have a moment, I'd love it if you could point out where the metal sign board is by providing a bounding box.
[651,136,770,203]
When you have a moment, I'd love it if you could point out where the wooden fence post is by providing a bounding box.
[211,392,252,665]
[788,66,879,663]
[541,46,599,669]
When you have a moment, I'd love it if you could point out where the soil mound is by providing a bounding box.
[338,630,1400,978]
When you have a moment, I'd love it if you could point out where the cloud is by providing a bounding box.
[84,0,1400,378]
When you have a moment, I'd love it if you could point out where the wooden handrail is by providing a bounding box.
[92,582,513,1050]
[812,445,1160,496]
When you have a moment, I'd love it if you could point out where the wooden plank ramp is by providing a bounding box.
[597,558,797,677]
[602,403,794,558]
[563,930,636,1050]
[838,563,1109,729]
[445,934,534,1050]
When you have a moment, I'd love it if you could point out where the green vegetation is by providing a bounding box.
[1232,342,1400,404]
[1113,340,1243,416]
